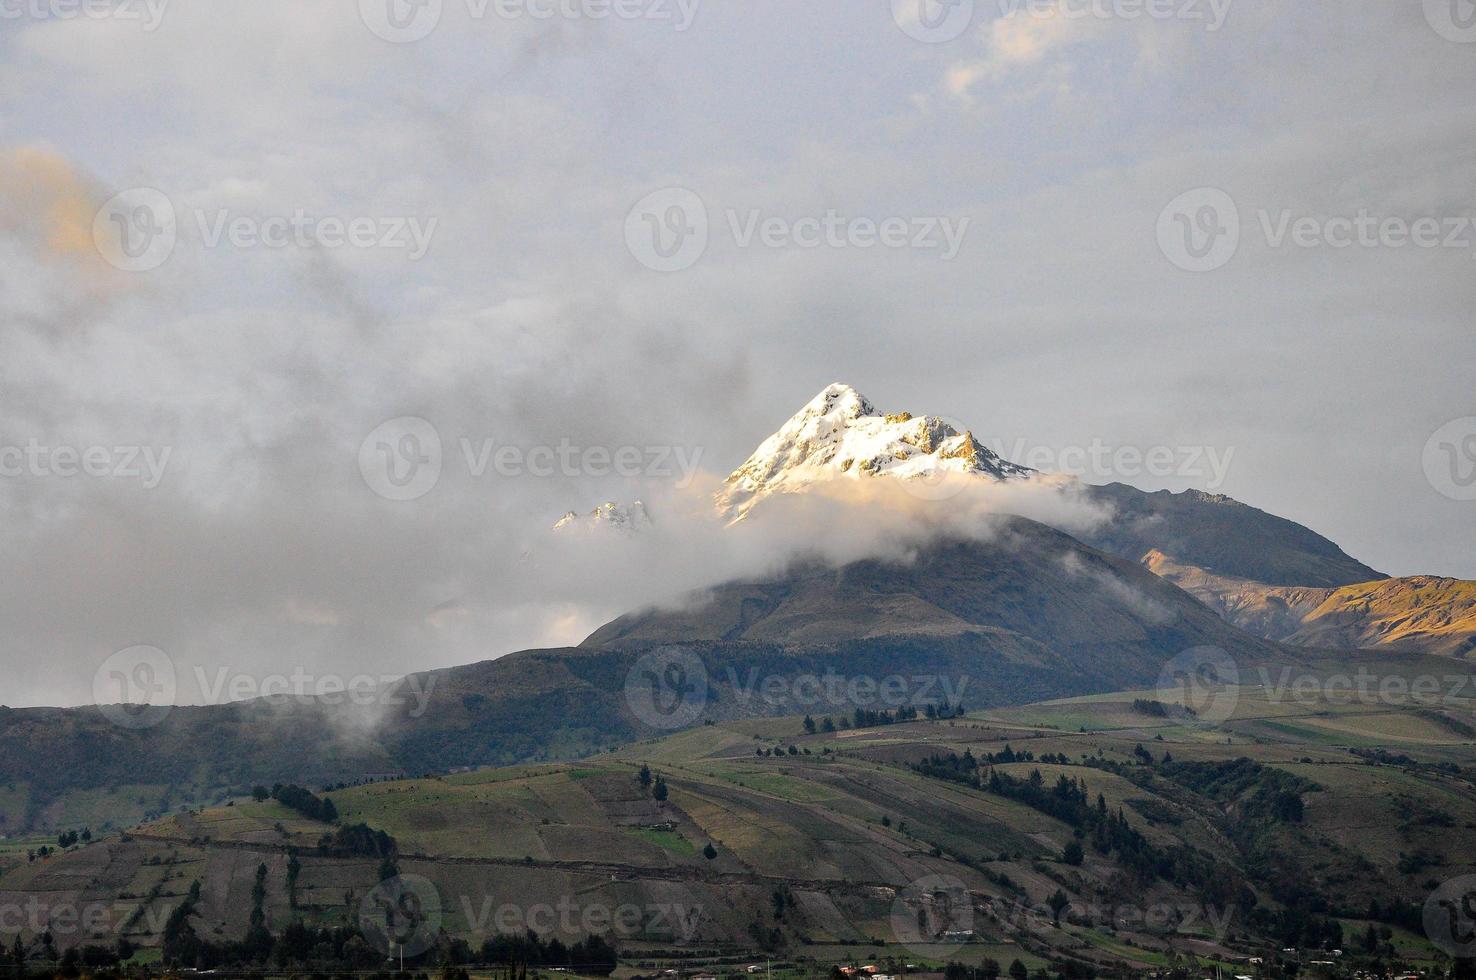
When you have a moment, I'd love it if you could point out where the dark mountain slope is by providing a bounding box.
[0,520,1288,833]
[1083,483,1385,587]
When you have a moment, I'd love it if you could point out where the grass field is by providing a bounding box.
[4,674,1474,977]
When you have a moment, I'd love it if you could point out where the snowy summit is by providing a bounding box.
[714,383,1032,522]
[553,500,653,533]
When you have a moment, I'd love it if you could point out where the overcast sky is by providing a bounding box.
[2,0,1473,708]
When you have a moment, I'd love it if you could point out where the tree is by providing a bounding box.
[1009,959,1028,980]
[1047,888,1070,926]
[1062,840,1084,866]
[652,776,668,802]
[638,764,652,788]
[703,842,718,860]
[803,715,816,734]
[252,785,270,801]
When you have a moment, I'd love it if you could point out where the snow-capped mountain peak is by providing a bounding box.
[552,500,653,533]
[715,382,1032,522]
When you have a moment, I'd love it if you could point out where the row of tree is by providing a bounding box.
[255,783,339,822]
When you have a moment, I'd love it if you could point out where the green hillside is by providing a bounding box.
[5,662,1475,978]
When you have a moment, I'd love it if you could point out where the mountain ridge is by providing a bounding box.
[1145,550,1476,658]
[715,382,1034,523]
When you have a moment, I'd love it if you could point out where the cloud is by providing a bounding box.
[0,2,1472,709]
[0,145,136,320]
[945,2,1101,98]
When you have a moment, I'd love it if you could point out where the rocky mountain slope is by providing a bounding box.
[1146,551,1476,658]
[0,521,1285,834]
[584,515,1280,680]
[1081,483,1384,588]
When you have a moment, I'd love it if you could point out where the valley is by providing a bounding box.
[6,655,1476,978]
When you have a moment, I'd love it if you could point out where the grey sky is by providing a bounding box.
[1,0,1473,708]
